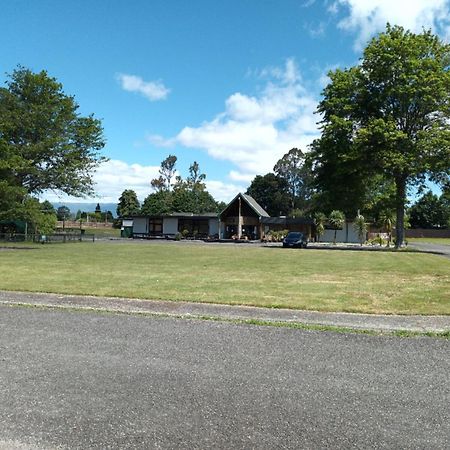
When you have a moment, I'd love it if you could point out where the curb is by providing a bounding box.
[0,290,449,334]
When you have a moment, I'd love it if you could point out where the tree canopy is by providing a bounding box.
[142,159,219,215]
[116,189,140,217]
[273,148,313,211]
[171,162,218,213]
[246,173,290,216]
[151,155,177,191]
[0,66,106,229]
[56,205,71,221]
[310,25,450,246]
[409,191,449,228]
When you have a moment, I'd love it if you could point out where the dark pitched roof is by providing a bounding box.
[165,212,218,218]
[127,212,217,219]
[261,216,314,225]
[241,194,270,217]
[220,193,270,218]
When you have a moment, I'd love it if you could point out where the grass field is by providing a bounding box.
[0,241,449,315]
[83,227,121,238]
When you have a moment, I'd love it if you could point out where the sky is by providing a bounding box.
[1,0,449,205]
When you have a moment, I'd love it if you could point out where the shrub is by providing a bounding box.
[370,235,385,246]
[353,214,367,245]
[267,229,289,242]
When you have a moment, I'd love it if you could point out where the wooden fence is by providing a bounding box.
[405,229,450,238]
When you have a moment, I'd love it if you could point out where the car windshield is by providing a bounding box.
[287,232,302,239]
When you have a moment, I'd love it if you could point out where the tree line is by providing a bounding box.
[1,25,449,246]
[116,155,227,218]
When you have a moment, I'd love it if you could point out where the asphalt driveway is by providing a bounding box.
[408,241,450,259]
[1,306,449,449]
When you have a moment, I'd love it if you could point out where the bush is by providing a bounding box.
[267,229,289,242]
[370,235,385,246]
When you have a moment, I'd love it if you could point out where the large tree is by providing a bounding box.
[0,67,105,201]
[143,160,219,215]
[151,155,177,191]
[273,148,313,211]
[56,205,71,221]
[140,190,173,216]
[311,25,450,247]
[409,191,449,228]
[246,173,290,217]
[172,161,218,213]
[116,189,140,217]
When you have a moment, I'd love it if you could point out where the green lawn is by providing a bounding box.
[82,227,121,238]
[0,242,449,315]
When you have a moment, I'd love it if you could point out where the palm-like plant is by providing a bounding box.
[329,210,345,244]
[379,210,395,247]
[353,213,367,246]
[313,212,326,242]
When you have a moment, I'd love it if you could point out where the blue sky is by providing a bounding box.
[1,0,449,204]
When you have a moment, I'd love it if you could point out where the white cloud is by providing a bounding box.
[146,134,176,148]
[205,180,246,203]
[327,2,339,14]
[258,58,302,85]
[117,73,170,101]
[335,0,450,50]
[43,160,159,204]
[154,59,320,182]
[228,171,255,183]
[92,159,160,201]
[304,21,327,38]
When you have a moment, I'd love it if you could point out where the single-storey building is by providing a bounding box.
[127,192,364,243]
[130,212,219,239]
[261,216,315,240]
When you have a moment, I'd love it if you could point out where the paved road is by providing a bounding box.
[1,306,449,449]
[408,241,450,259]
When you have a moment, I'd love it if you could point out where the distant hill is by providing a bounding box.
[52,202,118,217]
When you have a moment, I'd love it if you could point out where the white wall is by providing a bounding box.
[133,217,148,234]
[163,218,178,235]
[321,222,360,243]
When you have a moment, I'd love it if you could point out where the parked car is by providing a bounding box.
[282,232,308,248]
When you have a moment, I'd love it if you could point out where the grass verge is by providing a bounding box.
[3,302,449,339]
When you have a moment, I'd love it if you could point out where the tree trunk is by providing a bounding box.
[395,176,407,248]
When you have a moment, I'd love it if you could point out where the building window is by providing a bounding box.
[178,219,209,237]
[149,219,163,234]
